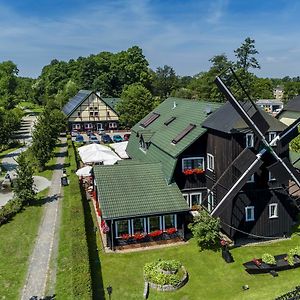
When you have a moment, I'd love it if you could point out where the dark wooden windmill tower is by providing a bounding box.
[204,68,300,239]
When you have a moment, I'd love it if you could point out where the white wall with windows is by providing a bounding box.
[182,157,204,171]
[114,214,178,238]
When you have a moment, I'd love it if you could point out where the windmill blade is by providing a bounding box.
[215,72,269,139]
[271,116,300,147]
[267,157,300,186]
[209,148,266,217]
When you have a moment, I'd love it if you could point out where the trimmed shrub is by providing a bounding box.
[262,253,276,265]
[0,198,23,226]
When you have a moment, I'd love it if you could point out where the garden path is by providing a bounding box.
[20,138,67,300]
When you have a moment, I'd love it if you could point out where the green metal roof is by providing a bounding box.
[102,97,121,111]
[127,98,221,180]
[93,162,189,220]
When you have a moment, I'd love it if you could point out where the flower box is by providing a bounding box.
[182,168,204,176]
[166,228,177,235]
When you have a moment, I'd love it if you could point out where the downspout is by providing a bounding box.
[111,219,114,251]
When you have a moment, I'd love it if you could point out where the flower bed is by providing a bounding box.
[144,259,188,292]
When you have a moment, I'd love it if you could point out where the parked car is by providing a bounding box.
[75,134,84,143]
[102,134,113,144]
[113,135,123,143]
[123,133,131,141]
[89,135,100,144]
[98,128,105,135]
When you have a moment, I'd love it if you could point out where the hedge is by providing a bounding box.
[55,139,92,299]
[0,197,23,226]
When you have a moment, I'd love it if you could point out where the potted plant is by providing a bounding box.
[262,253,276,265]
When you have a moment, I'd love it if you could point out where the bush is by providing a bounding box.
[262,253,276,265]
[188,209,221,251]
[0,197,23,226]
[157,260,181,272]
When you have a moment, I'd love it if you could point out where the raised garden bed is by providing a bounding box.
[144,259,188,292]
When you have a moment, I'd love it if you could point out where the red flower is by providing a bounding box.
[134,232,145,240]
[183,168,204,175]
[252,258,262,266]
[220,239,228,246]
[166,227,177,235]
[148,230,163,237]
[121,233,131,240]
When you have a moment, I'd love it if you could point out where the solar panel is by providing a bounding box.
[140,112,160,128]
[172,124,196,144]
[62,90,91,116]
[164,116,176,126]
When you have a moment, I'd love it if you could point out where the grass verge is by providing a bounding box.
[55,139,92,299]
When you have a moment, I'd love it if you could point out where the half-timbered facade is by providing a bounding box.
[62,90,120,132]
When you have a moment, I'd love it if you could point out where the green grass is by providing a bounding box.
[18,101,43,114]
[0,190,48,299]
[92,226,300,300]
[55,140,92,299]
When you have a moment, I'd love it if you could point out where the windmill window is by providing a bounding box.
[182,157,204,172]
[140,112,160,128]
[189,193,202,209]
[207,154,214,171]
[246,133,254,148]
[164,116,176,126]
[172,124,196,144]
[207,190,215,212]
[268,132,277,143]
[245,206,255,221]
[268,171,276,182]
[247,174,255,183]
[269,203,278,219]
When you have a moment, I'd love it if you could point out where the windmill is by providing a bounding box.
[204,68,300,228]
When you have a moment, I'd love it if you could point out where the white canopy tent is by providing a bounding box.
[110,141,129,159]
[78,143,121,165]
[75,165,92,177]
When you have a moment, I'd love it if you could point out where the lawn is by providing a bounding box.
[95,225,300,300]
[0,189,48,299]
[18,101,44,114]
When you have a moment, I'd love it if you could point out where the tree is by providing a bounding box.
[234,37,260,72]
[13,152,36,204]
[188,210,221,251]
[151,65,179,99]
[116,83,154,128]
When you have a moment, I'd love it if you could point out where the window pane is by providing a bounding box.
[132,218,145,234]
[164,215,175,229]
[117,220,129,236]
[191,194,201,206]
[183,158,204,170]
[149,216,160,232]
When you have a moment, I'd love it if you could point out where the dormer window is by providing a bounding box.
[246,133,254,148]
[182,157,204,172]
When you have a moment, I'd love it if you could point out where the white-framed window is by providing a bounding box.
[109,122,117,129]
[247,174,255,183]
[72,123,81,130]
[189,193,202,209]
[131,218,147,234]
[268,132,277,143]
[245,206,255,222]
[147,216,162,233]
[115,219,131,238]
[246,133,254,148]
[163,214,177,230]
[207,154,214,171]
[84,123,93,129]
[207,190,215,212]
[268,171,276,182]
[182,157,205,171]
[269,203,278,219]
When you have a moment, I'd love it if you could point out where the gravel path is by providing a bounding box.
[21,138,67,300]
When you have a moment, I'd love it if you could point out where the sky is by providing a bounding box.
[1,0,300,78]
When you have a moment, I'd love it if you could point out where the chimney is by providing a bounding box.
[172,101,177,109]
[96,91,101,97]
